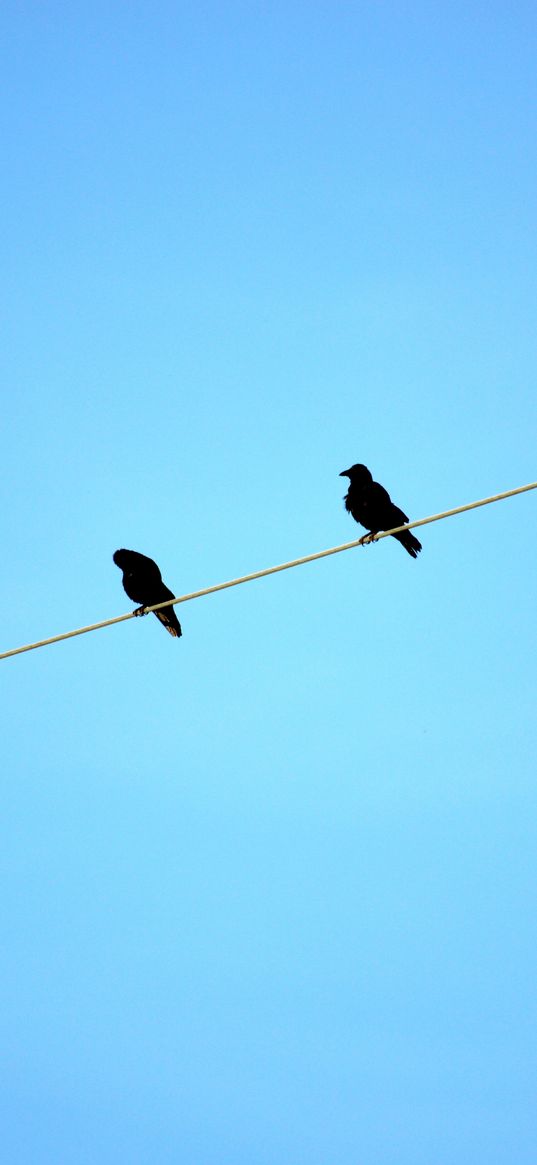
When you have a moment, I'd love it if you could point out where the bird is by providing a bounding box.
[339,464,422,558]
[113,549,182,637]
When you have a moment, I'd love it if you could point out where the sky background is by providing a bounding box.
[2,3,537,1162]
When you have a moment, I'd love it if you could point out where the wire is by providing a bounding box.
[2,479,536,661]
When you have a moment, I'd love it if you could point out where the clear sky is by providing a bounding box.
[2,3,537,1162]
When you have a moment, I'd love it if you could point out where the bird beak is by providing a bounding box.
[339,469,350,478]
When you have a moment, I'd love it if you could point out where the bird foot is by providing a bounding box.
[133,605,147,617]
[359,533,377,546]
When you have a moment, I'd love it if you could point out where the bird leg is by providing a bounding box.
[359,532,378,546]
[133,605,148,617]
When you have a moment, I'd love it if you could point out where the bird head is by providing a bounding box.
[113,549,132,570]
[339,464,373,485]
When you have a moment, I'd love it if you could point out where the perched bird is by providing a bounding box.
[113,549,182,637]
[340,464,422,558]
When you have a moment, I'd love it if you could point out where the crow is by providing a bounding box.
[113,549,182,637]
[339,464,422,558]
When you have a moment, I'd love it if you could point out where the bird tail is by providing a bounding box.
[392,529,422,558]
[155,610,182,637]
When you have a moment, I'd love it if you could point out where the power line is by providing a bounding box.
[2,479,536,661]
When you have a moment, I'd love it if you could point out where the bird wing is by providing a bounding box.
[365,482,407,533]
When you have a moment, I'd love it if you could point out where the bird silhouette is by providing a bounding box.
[113,549,182,637]
[340,464,422,558]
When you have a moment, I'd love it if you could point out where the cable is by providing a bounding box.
[2,479,536,661]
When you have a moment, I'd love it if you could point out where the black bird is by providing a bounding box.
[113,549,182,637]
[340,464,422,559]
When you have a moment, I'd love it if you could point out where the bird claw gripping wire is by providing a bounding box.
[359,533,378,546]
[133,605,148,618]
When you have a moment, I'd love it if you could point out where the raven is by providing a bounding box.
[340,464,422,558]
[113,549,182,637]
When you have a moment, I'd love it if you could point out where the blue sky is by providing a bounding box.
[2,3,537,1161]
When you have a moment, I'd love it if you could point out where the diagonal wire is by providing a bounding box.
[2,480,536,661]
